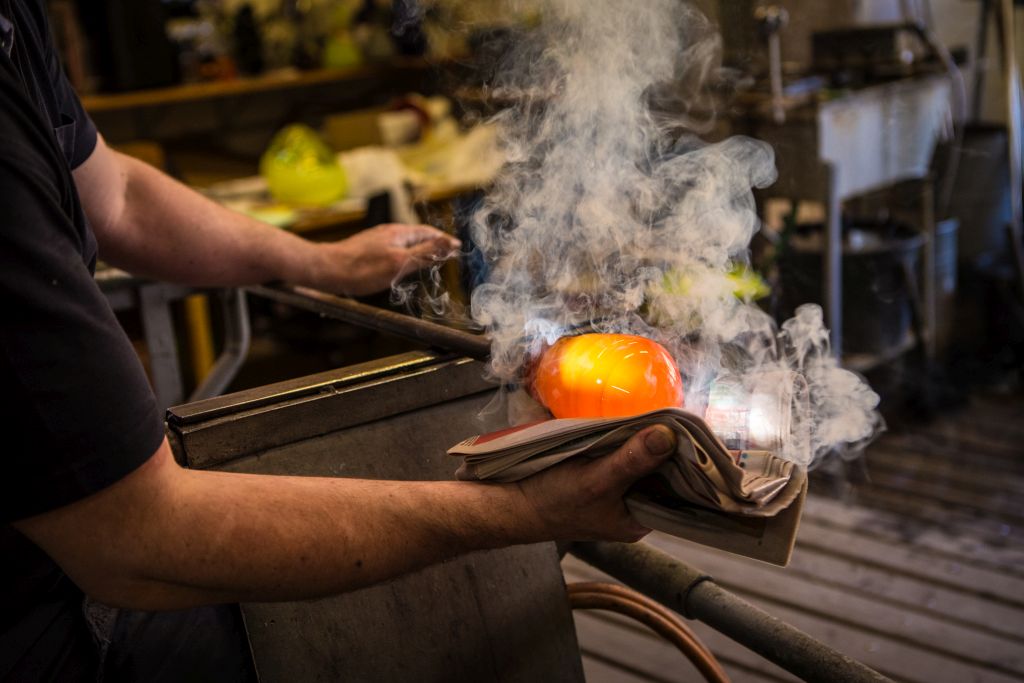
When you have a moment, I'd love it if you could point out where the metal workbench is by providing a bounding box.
[165,288,890,682]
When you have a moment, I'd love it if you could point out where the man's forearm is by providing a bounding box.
[142,474,538,610]
[134,476,533,610]
[19,441,542,611]
[17,428,676,611]
[77,146,322,287]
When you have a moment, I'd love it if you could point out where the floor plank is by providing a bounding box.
[642,535,1024,677]
[795,517,1024,601]
[786,543,1024,640]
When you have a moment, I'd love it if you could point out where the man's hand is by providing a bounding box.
[514,425,677,543]
[309,223,461,297]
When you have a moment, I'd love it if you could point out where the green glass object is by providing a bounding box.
[323,33,363,69]
[660,264,770,301]
[725,264,771,301]
[260,124,348,206]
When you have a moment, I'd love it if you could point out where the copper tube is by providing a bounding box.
[567,581,730,683]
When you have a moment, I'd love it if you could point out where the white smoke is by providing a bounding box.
[450,0,882,467]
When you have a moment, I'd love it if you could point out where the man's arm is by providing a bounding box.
[72,136,459,296]
[13,427,676,611]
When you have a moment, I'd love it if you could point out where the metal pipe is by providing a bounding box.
[822,164,843,359]
[996,0,1024,301]
[920,179,937,361]
[569,541,893,683]
[904,18,967,219]
[755,6,788,125]
[190,288,252,401]
[971,0,991,121]
[246,284,493,361]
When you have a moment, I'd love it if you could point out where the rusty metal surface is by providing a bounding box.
[167,355,584,683]
[168,351,495,469]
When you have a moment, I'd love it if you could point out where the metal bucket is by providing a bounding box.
[779,221,924,355]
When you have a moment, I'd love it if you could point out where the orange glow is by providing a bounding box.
[531,333,684,418]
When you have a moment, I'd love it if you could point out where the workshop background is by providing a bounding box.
[52,0,1024,681]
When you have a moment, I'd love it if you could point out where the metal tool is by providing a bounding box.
[246,283,492,360]
[755,5,788,124]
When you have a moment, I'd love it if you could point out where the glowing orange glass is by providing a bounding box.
[530,333,685,418]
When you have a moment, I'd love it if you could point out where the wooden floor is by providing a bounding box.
[563,391,1024,682]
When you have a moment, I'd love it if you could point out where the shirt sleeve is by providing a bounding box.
[39,4,96,169]
[0,89,162,522]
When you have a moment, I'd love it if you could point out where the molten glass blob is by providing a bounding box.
[531,334,685,419]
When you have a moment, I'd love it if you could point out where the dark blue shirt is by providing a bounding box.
[0,0,163,679]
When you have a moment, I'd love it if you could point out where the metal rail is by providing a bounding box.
[246,283,492,361]
[570,541,893,683]
[189,288,252,401]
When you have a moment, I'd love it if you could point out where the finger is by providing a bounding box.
[596,425,676,491]
[406,237,461,264]
[389,241,454,282]
[390,224,461,249]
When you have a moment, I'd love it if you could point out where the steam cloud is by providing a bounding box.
[451,0,880,466]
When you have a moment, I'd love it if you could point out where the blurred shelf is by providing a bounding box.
[289,207,370,235]
[413,180,484,204]
[81,59,439,114]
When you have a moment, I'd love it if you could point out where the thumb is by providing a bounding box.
[601,425,677,488]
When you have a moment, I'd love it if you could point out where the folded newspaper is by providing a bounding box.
[449,407,808,565]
